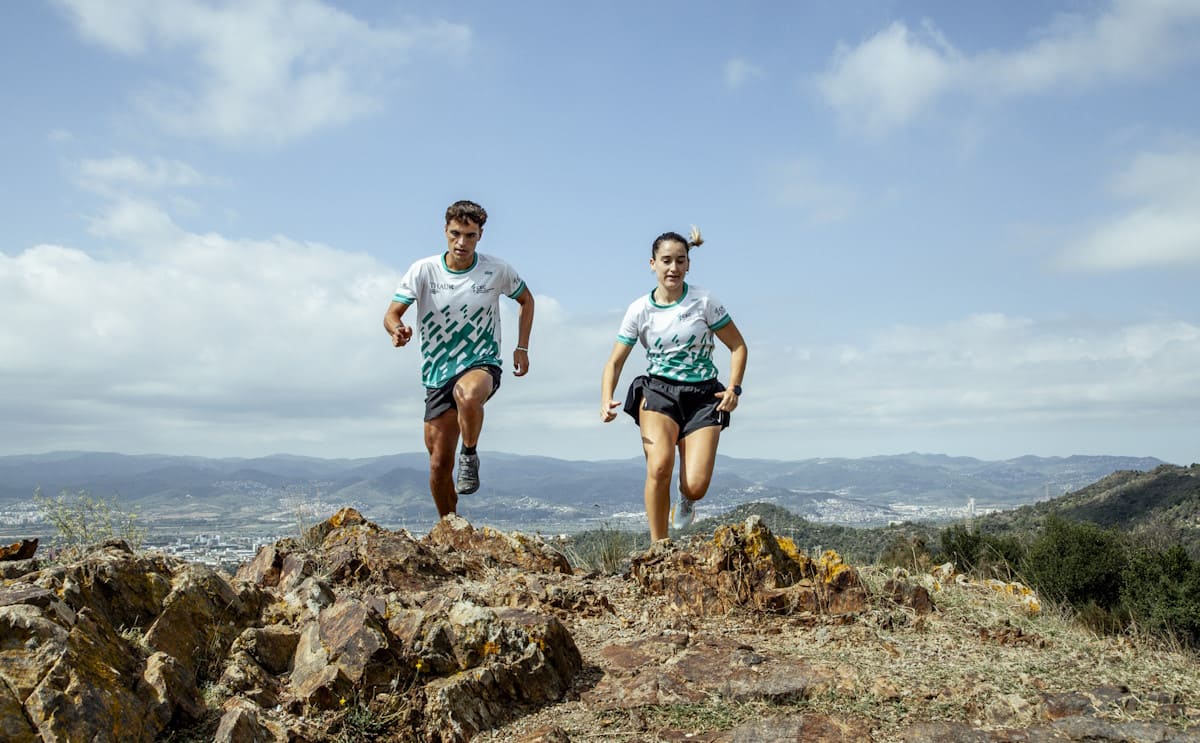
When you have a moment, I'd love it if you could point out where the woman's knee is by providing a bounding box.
[680,476,711,501]
[645,457,674,482]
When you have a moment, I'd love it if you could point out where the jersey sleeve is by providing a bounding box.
[616,300,641,346]
[393,262,421,305]
[705,293,732,331]
[498,260,527,299]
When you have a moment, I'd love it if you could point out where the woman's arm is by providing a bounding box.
[714,321,747,412]
[601,342,635,422]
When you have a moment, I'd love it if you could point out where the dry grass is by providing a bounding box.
[476,562,1200,742]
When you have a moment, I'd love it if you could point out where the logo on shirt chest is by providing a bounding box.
[430,281,457,294]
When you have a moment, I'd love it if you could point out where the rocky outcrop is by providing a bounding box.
[0,538,37,561]
[4,509,1192,742]
[630,515,869,616]
[0,509,585,742]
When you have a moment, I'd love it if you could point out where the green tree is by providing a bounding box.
[1022,516,1126,610]
[1122,544,1200,646]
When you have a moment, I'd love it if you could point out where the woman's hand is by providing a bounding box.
[601,398,621,422]
[715,388,739,413]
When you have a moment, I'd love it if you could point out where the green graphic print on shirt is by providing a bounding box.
[395,252,526,388]
[616,283,731,383]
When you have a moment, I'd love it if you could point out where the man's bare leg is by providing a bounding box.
[425,411,460,517]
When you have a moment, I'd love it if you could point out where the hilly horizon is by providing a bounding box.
[0,450,1172,543]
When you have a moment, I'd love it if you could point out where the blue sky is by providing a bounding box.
[3,0,1199,465]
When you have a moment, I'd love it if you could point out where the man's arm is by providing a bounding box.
[384,301,414,347]
[512,288,535,376]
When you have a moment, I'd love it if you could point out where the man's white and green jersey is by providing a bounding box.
[617,283,732,383]
[394,252,527,388]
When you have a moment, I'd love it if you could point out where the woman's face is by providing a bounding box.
[650,240,689,292]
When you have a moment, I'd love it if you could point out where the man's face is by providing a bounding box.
[444,218,482,268]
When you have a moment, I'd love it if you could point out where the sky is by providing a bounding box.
[2,0,1199,466]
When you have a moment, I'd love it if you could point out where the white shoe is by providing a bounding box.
[671,496,695,531]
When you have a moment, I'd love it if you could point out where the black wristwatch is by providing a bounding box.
[731,385,742,396]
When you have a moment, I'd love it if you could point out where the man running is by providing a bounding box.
[384,200,534,518]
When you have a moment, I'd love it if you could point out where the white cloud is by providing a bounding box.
[734,312,1200,462]
[1060,142,1200,270]
[816,21,960,134]
[0,202,623,458]
[5,211,1197,465]
[52,0,472,144]
[77,155,226,192]
[816,2,1200,133]
[723,58,763,89]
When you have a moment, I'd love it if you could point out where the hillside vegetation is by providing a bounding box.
[975,464,1200,555]
[571,464,1200,648]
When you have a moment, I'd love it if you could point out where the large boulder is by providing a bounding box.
[630,515,868,616]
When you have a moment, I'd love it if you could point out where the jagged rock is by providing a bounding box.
[0,682,38,743]
[724,713,873,742]
[1041,690,1095,719]
[23,608,165,742]
[0,557,39,579]
[630,516,868,616]
[291,595,399,709]
[882,578,936,615]
[0,603,71,699]
[420,606,581,742]
[219,650,282,708]
[140,651,207,728]
[237,543,284,587]
[0,538,37,561]
[426,514,573,576]
[514,726,572,742]
[490,572,615,617]
[232,623,300,674]
[36,542,175,632]
[214,702,275,743]
[320,508,454,591]
[584,632,840,710]
[144,562,262,681]
[268,575,336,626]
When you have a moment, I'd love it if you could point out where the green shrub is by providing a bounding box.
[879,535,932,573]
[939,524,983,571]
[565,525,650,575]
[1121,544,1200,646]
[937,525,1025,580]
[1021,516,1126,610]
[32,487,146,555]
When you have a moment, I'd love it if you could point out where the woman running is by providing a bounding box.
[600,226,748,541]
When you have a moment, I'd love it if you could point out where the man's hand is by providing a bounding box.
[391,323,413,347]
[513,348,530,376]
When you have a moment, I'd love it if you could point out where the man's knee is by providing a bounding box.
[429,453,455,481]
[453,384,489,408]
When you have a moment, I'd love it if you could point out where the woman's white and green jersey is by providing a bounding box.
[394,252,527,388]
[617,283,732,383]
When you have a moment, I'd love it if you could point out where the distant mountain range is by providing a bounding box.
[0,450,1168,538]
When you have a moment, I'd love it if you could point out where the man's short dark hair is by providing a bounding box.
[445,200,487,227]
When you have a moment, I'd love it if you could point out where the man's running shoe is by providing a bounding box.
[456,453,480,494]
[671,495,695,531]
